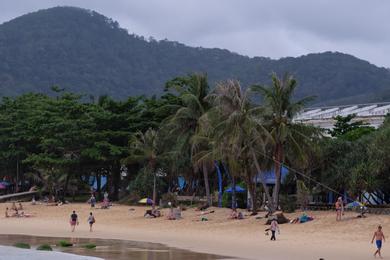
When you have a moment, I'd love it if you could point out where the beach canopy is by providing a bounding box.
[254,167,289,185]
[225,185,246,193]
[138,198,154,204]
[346,201,364,209]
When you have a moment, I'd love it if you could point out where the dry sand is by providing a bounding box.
[0,202,388,260]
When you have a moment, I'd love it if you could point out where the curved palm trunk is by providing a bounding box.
[272,143,283,210]
[245,168,257,213]
[202,163,211,206]
[250,147,274,210]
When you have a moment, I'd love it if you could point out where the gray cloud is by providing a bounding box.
[0,0,389,67]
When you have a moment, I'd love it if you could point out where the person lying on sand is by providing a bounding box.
[229,209,244,220]
[372,225,385,258]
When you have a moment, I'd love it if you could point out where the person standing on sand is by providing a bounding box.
[335,197,344,221]
[270,218,280,241]
[70,210,79,232]
[371,225,385,258]
[87,212,95,232]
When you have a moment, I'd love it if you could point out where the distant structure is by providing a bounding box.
[294,102,390,130]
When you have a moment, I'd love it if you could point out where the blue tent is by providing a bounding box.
[225,185,246,193]
[0,181,11,186]
[255,167,289,185]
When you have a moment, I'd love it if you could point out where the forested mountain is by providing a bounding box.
[0,6,389,105]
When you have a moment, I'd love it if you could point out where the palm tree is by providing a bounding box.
[164,74,213,205]
[251,73,315,209]
[124,128,160,208]
[204,80,272,212]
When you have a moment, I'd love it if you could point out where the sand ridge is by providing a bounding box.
[0,203,387,260]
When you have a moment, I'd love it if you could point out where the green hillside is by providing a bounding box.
[0,6,389,104]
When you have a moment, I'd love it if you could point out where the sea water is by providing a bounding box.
[0,234,228,260]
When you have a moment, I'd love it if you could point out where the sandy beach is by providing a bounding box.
[0,202,387,260]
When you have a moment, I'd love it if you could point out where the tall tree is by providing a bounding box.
[164,74,213,205]
[204,80,272,212]
[124,128,160,208]
[251,73,315,209]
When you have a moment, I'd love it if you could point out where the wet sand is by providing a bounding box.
[0,234,227,260]
[0,203,386,260]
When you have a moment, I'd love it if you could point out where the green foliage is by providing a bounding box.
[1,7,390,105]
[13,243,31,249]
[127,167,167,199]
[83,243,97,249]
[57,240,73,247]
[328,114,375,140]
[36,244,53,251]
[222,190,247,209]
[296,180,310,209]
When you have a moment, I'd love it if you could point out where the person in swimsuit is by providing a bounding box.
[70,210,78,232]
[270,218,280,241]
[335,197,344,221]
[87,212,95,232]
[372,225,385,258]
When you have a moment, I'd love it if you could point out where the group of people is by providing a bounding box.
[88,192,110,209]
[5,202,32,218]
[69,210,96,232]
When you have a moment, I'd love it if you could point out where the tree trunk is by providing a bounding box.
[202,163,211,206]
[250,147,273,210]
[272,143,283,210]
[246,169,258,214]
[111,162,121,201]
[96,172,102,201]
[231,176,236,209]
[152,172,157,209]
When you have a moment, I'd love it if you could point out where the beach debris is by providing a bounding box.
[13,242,31,249]
[265,212,289,225]
[37,244,53,251]
[57,240,73,247]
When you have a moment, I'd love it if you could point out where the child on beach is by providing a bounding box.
[371,225,385,258]
[87,212,95,232]
[269,218,280,241]
[89,194,96,208]
[335,197,344,221]
[70,210,79,232]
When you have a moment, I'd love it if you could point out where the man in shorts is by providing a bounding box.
[371,225,385,258]
[70,210,79,232]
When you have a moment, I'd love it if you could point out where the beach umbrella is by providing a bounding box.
[224,185,246,193]
[138,198,154,204]
[0,181,11,186]
[346,201,363,209]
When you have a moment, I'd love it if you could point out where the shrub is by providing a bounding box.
[13,242,31,249]
[279,194,296,213]
[83,243,96,249]
[57,240,73,247]
[37,244,52,251]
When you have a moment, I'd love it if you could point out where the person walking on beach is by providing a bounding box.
[371,225,385,258]
[88,212,95,232]
[335,197,344,221]
[270,218,280,241]
[90,194,96,208]
[70,210,79,232]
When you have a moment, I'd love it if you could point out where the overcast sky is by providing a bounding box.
[1,0,389,67]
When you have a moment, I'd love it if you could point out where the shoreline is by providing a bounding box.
[0,203,386,260]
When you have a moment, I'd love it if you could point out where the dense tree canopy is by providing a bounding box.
[1,7,390,105]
